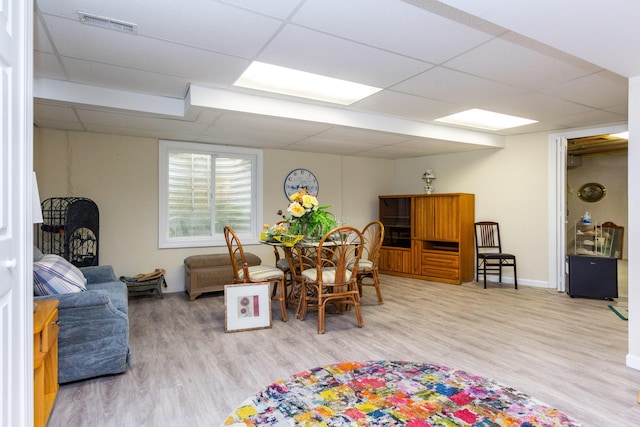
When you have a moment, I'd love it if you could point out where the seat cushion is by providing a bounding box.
[34,254,87,296]
[302,267,352,284]
[239,265,284,281]
[276,258,290,271]
[348,259,373,270]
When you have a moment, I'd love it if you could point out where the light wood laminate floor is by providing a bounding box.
[48,275,640,426]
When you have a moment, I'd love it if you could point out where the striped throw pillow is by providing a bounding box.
[34,254,87,296]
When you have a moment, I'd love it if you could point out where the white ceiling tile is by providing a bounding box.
[43,15,250,85]
[34,52,67,80]
[62,58,190,98]
[76,109,210,134]
[314,127,412,145]
[545,70,629,109]
[292,0,496,64]
[290,137,381,155]
[222,0,304,19]
[444,35,600,90]
[353,90,460,122]
[213,112,333,135]
[34,102,79,122]
[258,25,434,88]
[38,0,284,58]
[393,66,526,107]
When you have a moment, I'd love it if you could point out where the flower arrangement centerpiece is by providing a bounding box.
[280,188,337,241]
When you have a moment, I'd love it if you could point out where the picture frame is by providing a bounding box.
[577,182,606,203]
[224,283,272,333]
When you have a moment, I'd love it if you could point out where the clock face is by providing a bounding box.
[284,168,319,199]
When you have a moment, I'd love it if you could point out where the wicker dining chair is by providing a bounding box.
[351,221,385,304]
[224,226,288,321]
[297,226,364,334]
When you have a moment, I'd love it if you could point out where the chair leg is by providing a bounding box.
[483,262,487,289]
[269,278,288,322]
[317,297,325,334]
[353,294,364,328]
[373,270,383,305]
[277,278,288,322]
[513,258,518,289]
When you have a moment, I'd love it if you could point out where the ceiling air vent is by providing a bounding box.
[78,11,137,34]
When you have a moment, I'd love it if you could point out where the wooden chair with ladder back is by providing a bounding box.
[474,221,518,289]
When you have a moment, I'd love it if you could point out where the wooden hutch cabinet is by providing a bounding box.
[379,193,475,284]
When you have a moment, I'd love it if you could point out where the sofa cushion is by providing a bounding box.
[87,281,129,315]
[34,254,87,296]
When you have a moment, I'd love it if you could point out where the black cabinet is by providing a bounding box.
[567,255,618,300]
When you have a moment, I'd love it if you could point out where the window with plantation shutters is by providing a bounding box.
[159,140,263,248]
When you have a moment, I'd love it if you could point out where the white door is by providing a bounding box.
[0,0,34,426]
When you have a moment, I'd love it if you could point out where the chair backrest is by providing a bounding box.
[475,221,503,254]
[315,226,364,285]
[223,226,249,283]
[361,221,385,265]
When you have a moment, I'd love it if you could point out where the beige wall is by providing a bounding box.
[34,128,551,290]
[34,128,395,293]
[394,133,550,286]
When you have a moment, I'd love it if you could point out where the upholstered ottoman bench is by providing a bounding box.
[184,253,261,300]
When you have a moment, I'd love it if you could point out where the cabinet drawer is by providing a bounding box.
[421,265,460,280]
[41,310,58,353]
[421,252,459,268]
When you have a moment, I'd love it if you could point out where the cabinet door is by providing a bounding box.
[413,195,459,241]
[433,195,459,241]
[413,196,434,239]
[379,248,411,273]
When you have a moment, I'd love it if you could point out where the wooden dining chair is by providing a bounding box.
[224,226,288,321]
[297,226,364,334]
[474,221,517,289]
[350,221,385,304]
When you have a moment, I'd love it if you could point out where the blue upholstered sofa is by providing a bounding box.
[34,251,130,383]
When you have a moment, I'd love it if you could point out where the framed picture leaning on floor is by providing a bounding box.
[224,283,272,332]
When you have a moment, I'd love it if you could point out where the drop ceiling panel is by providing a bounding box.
[38,0,285,58]
[291,0,496,64]
[42,15,250,85]
[258,25,434,88]
[444,36,599,90]
[393,66,526,106]
[290,137,382,156]
[211,112,333,136]
[500,92,593,122]
[33,52,67,80]
[34,102,80,122]
[76,109,210,134]
[544,70,629,109]
[353,90,460,122]
[555,109,625,129]
[314,126,412,145]
[197,127,301,148]
[62,58,190,98]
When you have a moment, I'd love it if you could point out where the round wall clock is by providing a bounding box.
[284,168,319,199]
[577,182,606,203]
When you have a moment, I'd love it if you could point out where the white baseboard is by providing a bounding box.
[626,353,640,371]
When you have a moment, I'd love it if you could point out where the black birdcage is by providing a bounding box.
[36,197,99,267]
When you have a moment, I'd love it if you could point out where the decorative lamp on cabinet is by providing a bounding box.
[422,170,436,194]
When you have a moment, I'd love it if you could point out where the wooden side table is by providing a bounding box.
[34,299,59,427]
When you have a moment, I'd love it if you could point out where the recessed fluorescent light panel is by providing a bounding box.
[234,61,382,105]
[435,108,538,131]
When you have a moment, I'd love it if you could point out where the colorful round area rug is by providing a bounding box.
[223,360,581,426]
